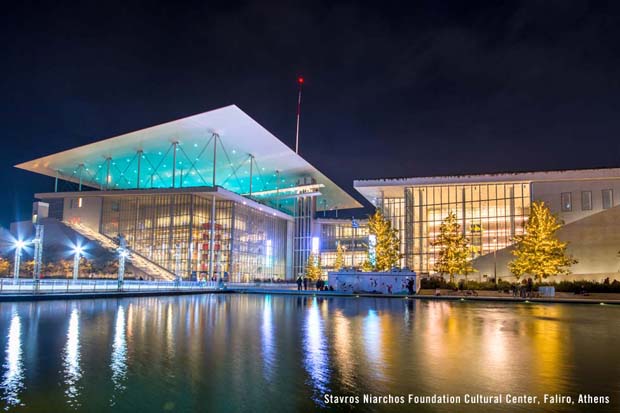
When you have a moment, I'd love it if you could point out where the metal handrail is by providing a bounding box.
[0,278,220,294]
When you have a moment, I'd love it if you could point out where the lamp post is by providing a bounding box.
[174,244,181,286]
[72,245,83,281]
[13,240,26,283]
[117,235,127,290]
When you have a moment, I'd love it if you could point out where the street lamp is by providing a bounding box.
[13,240,27,282]
[72,245,84,281]
[117,248,128,284]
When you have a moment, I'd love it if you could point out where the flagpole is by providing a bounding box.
[295,76,304,154]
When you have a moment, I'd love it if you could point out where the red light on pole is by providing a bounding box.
[295,76,304,154]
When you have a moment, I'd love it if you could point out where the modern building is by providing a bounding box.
[316,217,369,273]
[354,168,620,281]
[15,105,361,281]
[15,104,620,283]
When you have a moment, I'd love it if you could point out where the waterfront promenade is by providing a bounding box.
[0,278,618,305]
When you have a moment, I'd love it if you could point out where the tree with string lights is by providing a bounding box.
[432,212,475,284]
[334,241,346,271]
[509,201,576,282]
[367,209,401,271]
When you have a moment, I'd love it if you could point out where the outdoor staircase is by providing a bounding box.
[62,221,176,281]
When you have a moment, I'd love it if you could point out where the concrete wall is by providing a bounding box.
[61,196,102,232]
[533,178,620,225]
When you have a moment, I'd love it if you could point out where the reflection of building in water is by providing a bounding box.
[261,295,275,381]
[363,310,385,381]
[332,310,353,387]
[303,298,330,402]
[1,313,24,409]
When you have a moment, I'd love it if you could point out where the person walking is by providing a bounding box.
[303,277,308,291]
[296,276,303,291]
[407,278,414,295]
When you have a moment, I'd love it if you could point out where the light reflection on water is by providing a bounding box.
[261,295,275,381]
[0,295,618,412]
[63,308,81,408]
[1,312,23,410]
[303,298,330,404]
[110,305,127,401]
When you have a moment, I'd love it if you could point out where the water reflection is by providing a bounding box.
[63,308,81,408]
[261,296,275,381]
[0,295,616,412]
[332,310,354,388]
[303,298,330,403]
[110,305,127,401]
[1,313,24,410]
[363,309,385,380]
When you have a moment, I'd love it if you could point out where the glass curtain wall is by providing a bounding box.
[231,203,287,282]
[100,194,287,280]
[101,194,194,276]
[319,221,369,271]
[404,183,531,273]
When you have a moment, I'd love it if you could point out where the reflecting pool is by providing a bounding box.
[0,295,618,412]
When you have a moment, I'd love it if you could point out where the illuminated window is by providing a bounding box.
[69,198,83,209]
[561,192,572,212]
[581,191,592,211]
[602,189,613,209]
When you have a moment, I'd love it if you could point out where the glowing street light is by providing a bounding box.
[72,245,84,281]
[12,240,27,282]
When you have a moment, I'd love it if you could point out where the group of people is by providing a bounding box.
[512,278,534,297]
[296,276,334,291]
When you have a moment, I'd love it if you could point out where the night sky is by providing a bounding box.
[2,1,620,226]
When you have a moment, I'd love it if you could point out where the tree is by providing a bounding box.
[509,201,577,282]
[334,241,346,271]
[431,212,475,284]
[367,209,402,271]
[305,253,322,281]
[0,258,9,276]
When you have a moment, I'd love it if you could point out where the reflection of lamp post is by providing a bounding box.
[72,245,83,281]
[13,240,26,282]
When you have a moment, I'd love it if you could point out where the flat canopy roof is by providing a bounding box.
[16,105,361,212]
[355,167,620,199]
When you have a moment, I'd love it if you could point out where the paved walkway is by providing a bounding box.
[1,285,619,305]
[235,287,620,305]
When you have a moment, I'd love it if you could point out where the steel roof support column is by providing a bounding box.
[172,141,178,188]
[78,164,84,191]
[212,133,218,187]
[105,157,111,190]
[136,150,142,189]
[275,170,280,209]
[249,155,254,197]
[54,170,59,192]
[208,194,216,280]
